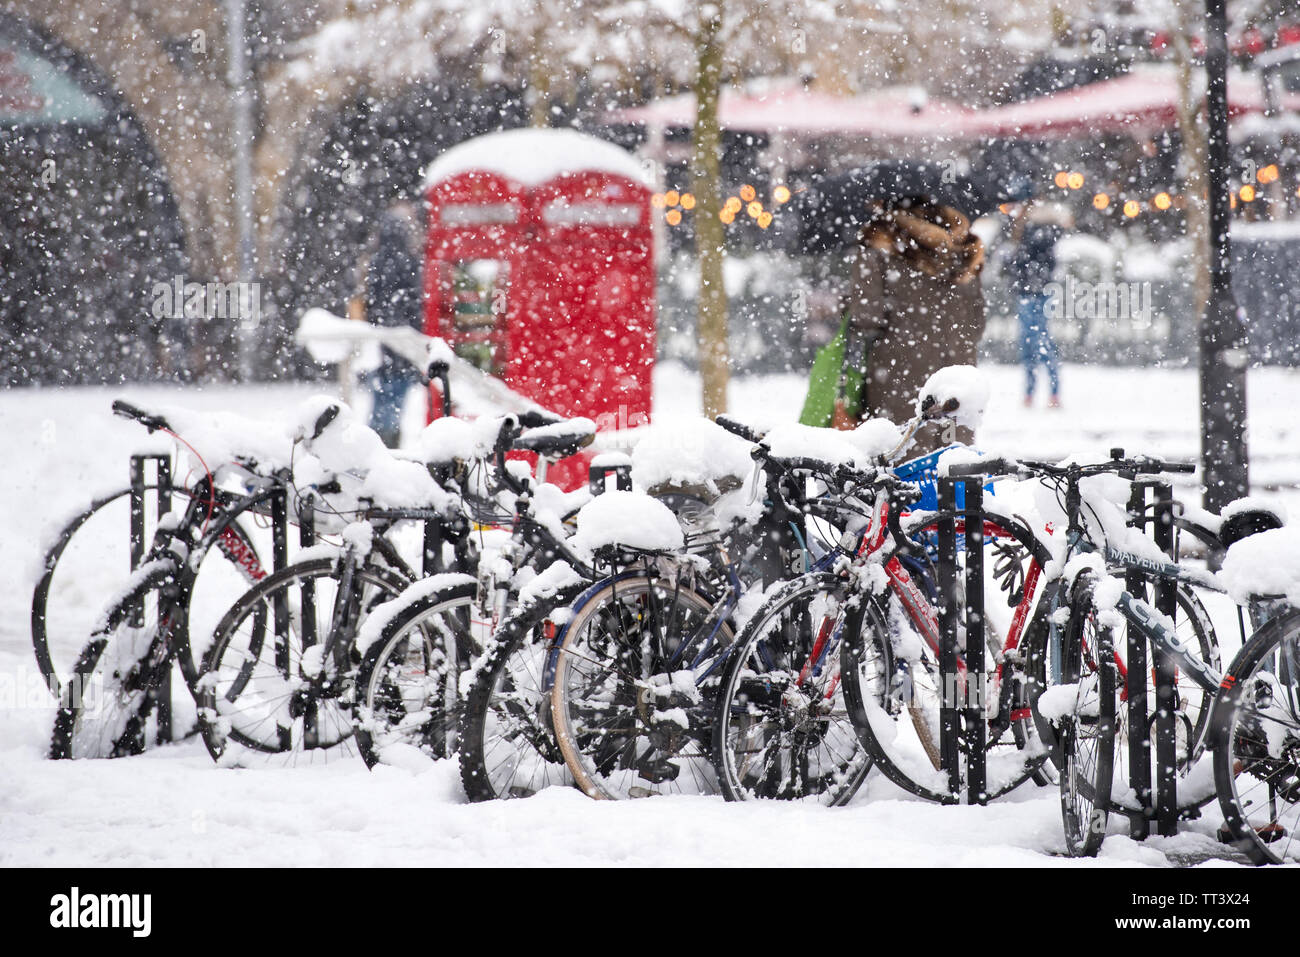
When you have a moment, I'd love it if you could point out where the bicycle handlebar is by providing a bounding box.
[951,454,1197,481]
[112,400,171,434]
[945,457,1011,478]
[749,444,904,498]
[715,414,766,444]
[1141,459,1197,474]
[752,447,843,477]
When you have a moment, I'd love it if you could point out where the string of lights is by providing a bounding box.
[651,181,793,229]
[653,162,1294,229]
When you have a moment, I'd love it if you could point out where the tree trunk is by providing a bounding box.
[691,7,728,419]
[529,26,552,129]
[1172,19,1211,321]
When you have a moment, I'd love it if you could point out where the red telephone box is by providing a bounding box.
[423,129,655,489]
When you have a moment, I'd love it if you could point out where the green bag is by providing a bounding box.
[799,315,864,427]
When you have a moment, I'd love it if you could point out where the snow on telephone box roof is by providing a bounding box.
[423,128,650,190]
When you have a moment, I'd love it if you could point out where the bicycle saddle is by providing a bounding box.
[512,418,596,460]
[1219,500,1285,549]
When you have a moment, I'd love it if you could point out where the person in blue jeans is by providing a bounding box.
[1006,200,1068,407]
[1017,290,1060,407]
[365,202,423,446]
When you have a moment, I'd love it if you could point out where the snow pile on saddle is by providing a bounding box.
[917,365,989,430]
[631,418,752,492]
[526,417,596,443]
[847,418,905,461]
[570,490,685,557]
[762,422,864,466]
[411,415,499,465]
[1222,496,1288,525]
[294,397,451,511]
[1218,526,1300,605]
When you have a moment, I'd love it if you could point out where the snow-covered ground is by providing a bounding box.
[2,362,1298,867]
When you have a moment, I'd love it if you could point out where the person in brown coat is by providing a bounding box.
[837,198,986,454]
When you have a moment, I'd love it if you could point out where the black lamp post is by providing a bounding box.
[1200,0,1250,513]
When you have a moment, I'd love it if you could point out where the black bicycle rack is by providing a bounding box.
[129,454,173,743]
[1123,478,1180,838]
[936,476,987,805]
[128,453,307,746]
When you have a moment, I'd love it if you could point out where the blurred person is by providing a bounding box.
[1006,199,1070,408]
[837,198,986,453]
[364,201,423,447]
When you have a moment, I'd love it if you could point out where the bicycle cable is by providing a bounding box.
[160,426,217,535]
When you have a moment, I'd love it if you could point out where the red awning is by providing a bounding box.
[609,65,1295,142]
[608,82,976,140]
[965,64,1272,139]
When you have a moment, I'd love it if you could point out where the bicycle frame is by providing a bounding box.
[536,467,852,710]
[871,508,1048,723]
[1058,536,1226,697]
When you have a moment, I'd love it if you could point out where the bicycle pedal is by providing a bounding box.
[634,754,680,784]
[1218,821,1287,845]
[1257,822,1288,844]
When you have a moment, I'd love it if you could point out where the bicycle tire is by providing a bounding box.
[32,483,262,700]
[713,572,885,805]
[195,556,411,766]
[1057,570,1118,857]
[1025,574,1222,817]
[353,578,479,769]
[459,581,593,802]
[842,505,1056,803]
[49,564,177,760]
[1212,607,1300,865]
[551,571,732,799]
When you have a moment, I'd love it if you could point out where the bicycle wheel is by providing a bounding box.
[713,573,885,805]
[1213,608,1300,865]
[1026,575,1222,816]
[842,506,1055,803]
[1056,570,1118,857]
[32,483,262,700]
[195,556,410,766]
[459,582,592,801]
[353,578,479,769]
[550,569,732,799]
[49,564,176,759]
